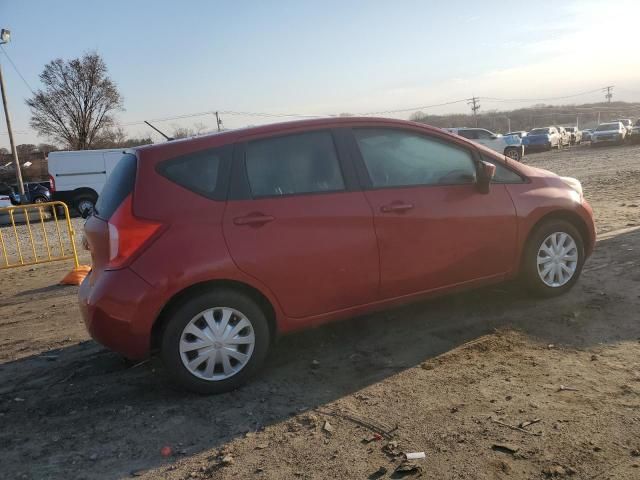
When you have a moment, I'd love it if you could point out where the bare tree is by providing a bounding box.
[26,52,124,149]
[93,127,152,148]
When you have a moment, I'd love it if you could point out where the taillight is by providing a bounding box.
[48,174,56,193]
[106,195,163,270]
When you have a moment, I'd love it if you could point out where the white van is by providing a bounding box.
[47,149,129,214]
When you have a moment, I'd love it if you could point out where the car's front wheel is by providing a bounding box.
[160,289,271,394]
[521,220,585,297]
[504,147,521,161]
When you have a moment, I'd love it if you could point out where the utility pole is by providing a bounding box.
[0,28,24,198]
[507,117,511,133]
[604,85,614,103]
[215,111,222,132]
[467,97,480,127]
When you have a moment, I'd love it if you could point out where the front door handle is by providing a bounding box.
[380,202,414,213]
[233,214,275,226]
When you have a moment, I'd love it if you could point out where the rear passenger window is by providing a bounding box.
[245,131,344,197]
[158,148,223,198]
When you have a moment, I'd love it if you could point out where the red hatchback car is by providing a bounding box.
[80,117,595,393]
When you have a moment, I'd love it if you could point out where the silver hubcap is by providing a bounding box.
[78,200,93,213]
[179,307,255,381]
[537,232,578,287]
[506,150,519,160]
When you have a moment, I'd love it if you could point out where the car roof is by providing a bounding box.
[135,116,464,155]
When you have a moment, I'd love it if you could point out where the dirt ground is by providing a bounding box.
[1,143,639,480]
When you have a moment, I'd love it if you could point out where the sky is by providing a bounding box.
[1,0,640,148]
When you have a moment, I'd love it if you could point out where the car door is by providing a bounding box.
[222,129,379,319]
[349,127,518,299]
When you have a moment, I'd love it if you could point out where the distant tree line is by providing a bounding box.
[410,101,640,133]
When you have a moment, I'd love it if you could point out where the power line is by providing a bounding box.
[0,45,36,95]
[482,87,605,103]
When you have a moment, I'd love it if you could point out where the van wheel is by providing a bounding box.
[160,289,271,394]
[521,220,585,297]
[74,194,97,216]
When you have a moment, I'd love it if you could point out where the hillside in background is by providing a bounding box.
[410,101,640,133]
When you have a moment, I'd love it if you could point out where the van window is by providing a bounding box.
[245,131,345,197]
[95,153,136,220]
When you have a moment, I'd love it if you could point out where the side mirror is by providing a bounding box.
[476,161,496,194]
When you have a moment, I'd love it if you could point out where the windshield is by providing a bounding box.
[596,123,619,131]
[529,128,550,135]
[565,127,575,132]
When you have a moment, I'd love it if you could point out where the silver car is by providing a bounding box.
[591,122,626,146]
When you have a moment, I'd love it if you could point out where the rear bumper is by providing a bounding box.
[79,268,160,360]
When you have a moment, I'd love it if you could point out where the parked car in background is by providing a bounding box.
[47,149,129,215]
[612,119,633,137]
[630,119,640,144]
[0,182,12,208]
[12,182,52,204]
[521,127,561,151]
[582,129,593,142]
[79,117,595,393]
[564,127,582,145]
[555,126,571,147]
[444,127,524,161]
[0,182,51,206]
[506,131,528,139]
[591,122,626,146]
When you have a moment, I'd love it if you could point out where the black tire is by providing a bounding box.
[504,147,521,162]
[160,289,271,394]
[521,220,585,297]
[73,194,97,216]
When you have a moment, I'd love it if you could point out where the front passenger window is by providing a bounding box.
[353,128,477,188]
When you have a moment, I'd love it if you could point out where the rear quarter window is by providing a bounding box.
[95,153,136,220]
[157,146,231,200]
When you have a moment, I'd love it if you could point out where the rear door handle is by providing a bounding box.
[233,214,275,226]
[380,202,414,213]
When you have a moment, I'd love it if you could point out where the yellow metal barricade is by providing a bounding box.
[0,201,90,285]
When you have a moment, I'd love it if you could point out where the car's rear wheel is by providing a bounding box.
[521,220,584,297]
[160,289,271,394]
[504,147,521,161]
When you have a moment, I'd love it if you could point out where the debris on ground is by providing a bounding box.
[322,420,334,435]
[368,466,388,480]
[557,385,580,392]
[405,452,426,460]
[160,446,173,457]
[392,461,423,478]
[491,443,520,455]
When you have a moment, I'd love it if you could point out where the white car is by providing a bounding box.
[591,122,626,146]
[444,128,524,161]
[612,119,633,137]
